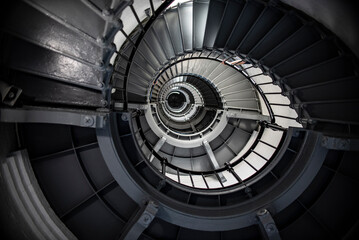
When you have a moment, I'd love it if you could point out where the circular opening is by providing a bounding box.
[128,56,301,192]
[167,91,186,109]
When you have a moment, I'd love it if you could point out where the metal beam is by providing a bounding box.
[149,136,167,162]
[189,122,197,132]
[119,201,158,240]
[203,140,227,183]
[145,107,228,148]
[257,209,281,240]
[99,115,327,231]
[114,102,148,111]
[262,121,287,131]
[226,109,270,122]
[0,107,107,128]
[321,136,359,151]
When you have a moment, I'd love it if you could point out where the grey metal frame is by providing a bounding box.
[119,201,158,240]
[0,107,108,128]
[96,113,327,231]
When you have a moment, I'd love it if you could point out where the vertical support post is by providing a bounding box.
[161,158,168,174]
[149,136,167,162]
[149,0,155,16]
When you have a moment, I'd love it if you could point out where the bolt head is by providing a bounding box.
[321,137,328,146]
[106,64,114,72]
[7,92,15,99]
[100,99,108,107]
[142,213,152,224]
[266,223,276,233]
[121,114,128,122]
[102,9,112,16]
[83,116,94,126]
[114,19,123,28]
[339,140,349,149]
[96,61,105,69]
[257,209,267,216]
[96,37,105,44]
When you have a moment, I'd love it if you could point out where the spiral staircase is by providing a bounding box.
[0,0,359,239]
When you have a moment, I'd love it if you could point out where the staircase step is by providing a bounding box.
[249,14,302,60]
[223,89,256,100]
[152,16,176,60]
[193,0,210,49]
[273,39,339,77]
[285,57,355,89]
[1,34,103,90]
[1,1,104,66]
[214,0,245,49]
[178,2,194,52]
[143,29,169,65]
[225,0,264,51]
[295,77,359,102]
[203,0,227,49]
[26,0,106,39]
[226,100,259,110]
[237,7,283,54]
[5,70,104,108]
[262,25,321,67]
[164,9,185,55]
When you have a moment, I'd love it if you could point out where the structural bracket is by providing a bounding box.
[257,209,281,240]
[0,107,108,128]
[226,109,270,122]
[114,102,148,111]
[262,121,286,131]
[119,201,158,240]
[0,81,22,106]
[203,140,227,183]
[149,136,167,162]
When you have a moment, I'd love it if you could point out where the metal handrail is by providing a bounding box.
[134,112,287,190]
